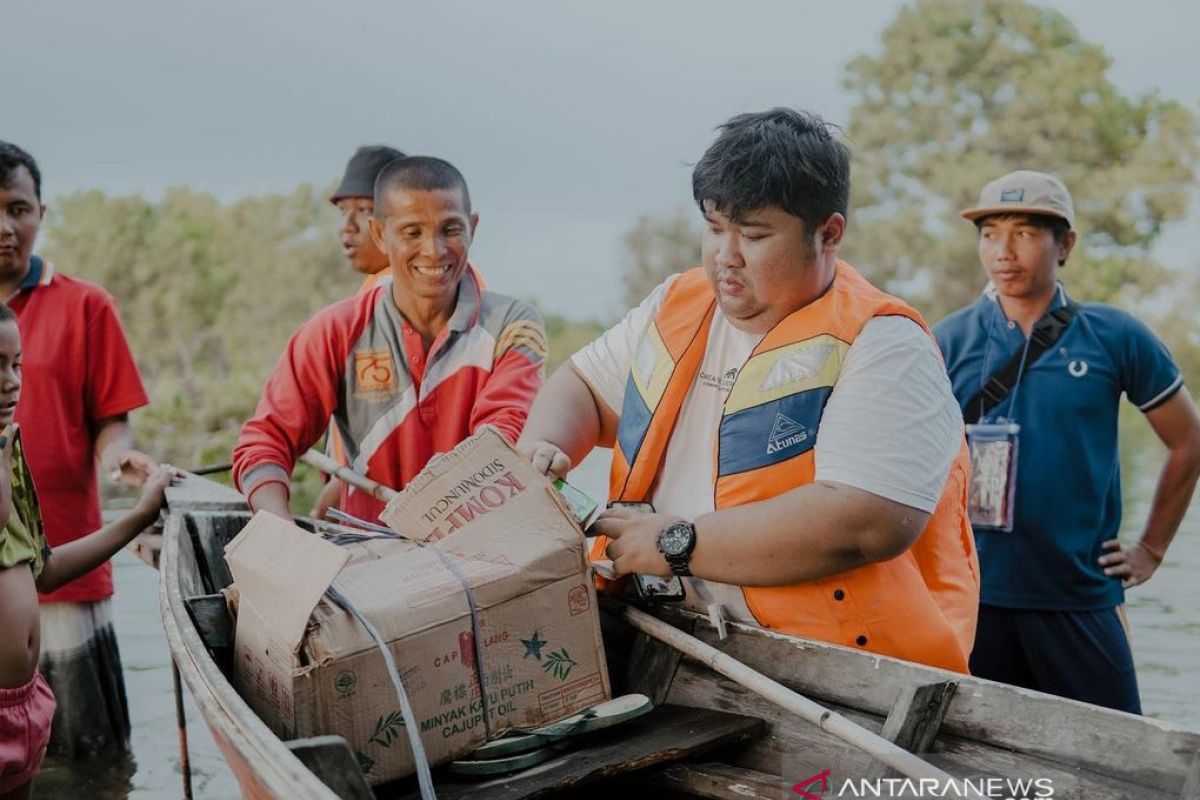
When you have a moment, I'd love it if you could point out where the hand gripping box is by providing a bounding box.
[226,428,610,785]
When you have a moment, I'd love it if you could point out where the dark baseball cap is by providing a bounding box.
[330,145,405,203]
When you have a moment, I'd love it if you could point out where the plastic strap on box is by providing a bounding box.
[323,509,496,739]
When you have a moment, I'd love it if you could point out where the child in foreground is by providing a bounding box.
[0,303,178,799]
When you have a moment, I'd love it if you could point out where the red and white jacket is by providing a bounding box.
[233,271,546,522]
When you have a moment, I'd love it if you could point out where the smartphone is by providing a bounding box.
[606,501,686,603]
[631,573,686,602]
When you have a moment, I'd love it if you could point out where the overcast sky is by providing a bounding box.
[9,0,1198,320]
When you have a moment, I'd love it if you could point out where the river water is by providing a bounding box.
[33,410,1200,797]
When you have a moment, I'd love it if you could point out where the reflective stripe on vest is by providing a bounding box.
[597,264,979,673]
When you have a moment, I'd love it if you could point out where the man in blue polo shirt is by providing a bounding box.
[934,170,1200,713]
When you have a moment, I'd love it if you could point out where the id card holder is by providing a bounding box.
[965,421,1019,532]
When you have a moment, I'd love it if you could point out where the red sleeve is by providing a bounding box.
[85,292,149,420]
[470,307,546,443]
[232,304,358,499]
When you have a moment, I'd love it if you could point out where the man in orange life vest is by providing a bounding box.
[519,108,980,672]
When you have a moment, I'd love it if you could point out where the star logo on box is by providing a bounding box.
[521,630,548,660]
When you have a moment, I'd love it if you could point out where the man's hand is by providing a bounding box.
[310,477,342,521]
[106,449,158,487]
[518,439,571,479]
[1099,538,1162,589]
[590,506,683,577]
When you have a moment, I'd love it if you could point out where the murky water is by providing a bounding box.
[35,549,240,799]
[1116,410,1200,725]
[34,417,1200,797]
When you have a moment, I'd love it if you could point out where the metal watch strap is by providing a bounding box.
[666,554,692,577]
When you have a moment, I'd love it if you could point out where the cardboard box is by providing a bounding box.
[227,428,610,785]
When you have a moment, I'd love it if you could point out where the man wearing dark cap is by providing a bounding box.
[313,146,404,518]
[331,144,404,288]
[935,170,1200,713]
[235,156,545,523]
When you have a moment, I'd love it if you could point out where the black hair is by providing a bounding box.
[0,303,15,324]
[974,212,1071,244]
[373,156,472,219]
[692,108,850,230]
[0,142,42,202]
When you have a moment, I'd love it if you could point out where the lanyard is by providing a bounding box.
[977,310,1033,425]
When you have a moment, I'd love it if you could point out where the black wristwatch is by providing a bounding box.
[656,520,696,576]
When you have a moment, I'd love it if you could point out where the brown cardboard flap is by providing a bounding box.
[381,427,580,547]
[225,511,349,651]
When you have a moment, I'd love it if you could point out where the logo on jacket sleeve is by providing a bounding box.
[354,350,397,395]
[767,413,810,454]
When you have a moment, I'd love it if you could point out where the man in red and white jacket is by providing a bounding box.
[234,156,546,522]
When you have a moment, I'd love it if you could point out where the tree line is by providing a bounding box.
[39,0,1199,509]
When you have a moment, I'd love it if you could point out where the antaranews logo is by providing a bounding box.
[789,769,1055,799]
[792,769,830,799]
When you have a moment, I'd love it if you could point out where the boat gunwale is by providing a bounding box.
[160,505,339,799]
[157,482,1200,797]
[650,606,1200,794]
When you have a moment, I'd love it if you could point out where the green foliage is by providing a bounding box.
[621,207,702,307]
[368,710,407,748]
[540,312,607,373]
[1151,274,1200,394]
[43,185,357,512]
[354,749,375,775]
[541,648,577,681]
[840,0,1198,319]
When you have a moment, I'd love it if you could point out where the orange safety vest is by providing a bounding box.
[594,264,979,672]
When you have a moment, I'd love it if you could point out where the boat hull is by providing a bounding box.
[158,478,1200,799]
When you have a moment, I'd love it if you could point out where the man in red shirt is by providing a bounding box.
[1,142,157,759]
[235,156,545,521]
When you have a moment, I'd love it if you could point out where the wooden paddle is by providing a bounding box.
[622,606,985,799]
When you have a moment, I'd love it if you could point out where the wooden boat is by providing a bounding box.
[160,476,1200,800]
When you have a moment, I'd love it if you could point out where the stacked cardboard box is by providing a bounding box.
[228,428,610,785]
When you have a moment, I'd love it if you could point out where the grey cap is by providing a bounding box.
[330,145,405,203]
[960,170,1075,228]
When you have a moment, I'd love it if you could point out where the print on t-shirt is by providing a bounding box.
[698,366,739,393]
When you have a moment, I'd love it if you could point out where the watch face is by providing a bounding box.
[659,523,692,556]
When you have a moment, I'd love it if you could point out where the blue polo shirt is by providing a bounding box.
[934,285,1182,611]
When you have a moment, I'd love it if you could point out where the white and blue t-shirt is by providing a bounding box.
[934,284,1183,611]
